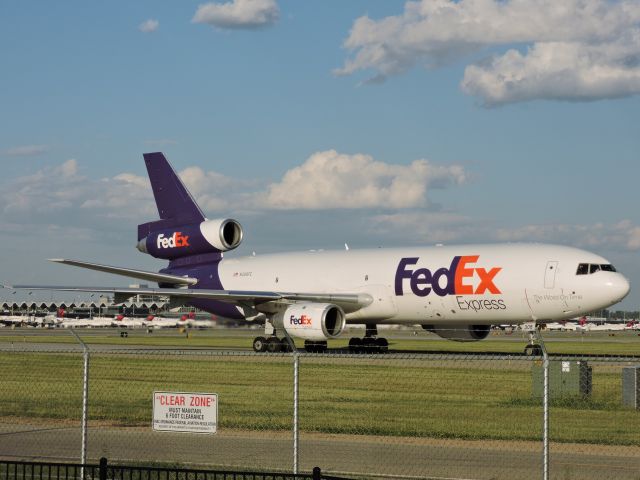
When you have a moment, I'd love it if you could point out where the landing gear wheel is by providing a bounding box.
[267,336,282,353]
[349,337,362,353]
[524,344,543,356]
[375,337,389,353]
[304,340,327,353]
[253,336,267,352]
[280,337,293,352]
[363,337,377,353]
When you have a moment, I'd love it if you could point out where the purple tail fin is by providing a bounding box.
[138,152,205,241]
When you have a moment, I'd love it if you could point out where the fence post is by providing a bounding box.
[312,466,321,480]
[283,331,300,475]
[536,331,549,480]
[99,457,107,480]
[70,330,90,467]
[293,348,300,474]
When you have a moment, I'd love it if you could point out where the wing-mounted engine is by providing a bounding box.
[137,218,243,260]
[274,303,346,341]
[423,324,491,342]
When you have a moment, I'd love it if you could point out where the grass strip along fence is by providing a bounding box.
[0,351,638,446]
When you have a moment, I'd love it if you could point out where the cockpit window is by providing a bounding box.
[576,263,617,275]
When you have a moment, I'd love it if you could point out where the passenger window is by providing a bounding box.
[589,264,601,274]
[600,264,616,272]
[576,264,588,275]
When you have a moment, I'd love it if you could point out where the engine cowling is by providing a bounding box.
[137,218,243,259]
[276,303,346,341]
[423,324,491,342]
[200,218,243,251]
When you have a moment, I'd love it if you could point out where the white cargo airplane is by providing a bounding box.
[3,153,631,354]
[145,315,180,329]
[0,315,33,326]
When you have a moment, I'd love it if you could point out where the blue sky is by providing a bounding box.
[0,0,638,310]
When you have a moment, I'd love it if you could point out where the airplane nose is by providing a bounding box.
[607,274,630,302]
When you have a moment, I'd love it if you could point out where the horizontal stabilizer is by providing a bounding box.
[47,259,198,286]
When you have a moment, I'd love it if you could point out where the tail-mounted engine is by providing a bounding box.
[274,303,346,341]
[137,218,243,260]
[423,324,491,342]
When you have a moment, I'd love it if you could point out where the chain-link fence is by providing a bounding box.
[1,337,639,479]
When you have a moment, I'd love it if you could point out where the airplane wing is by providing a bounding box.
[2,285,373,312]
[3,258,372,314]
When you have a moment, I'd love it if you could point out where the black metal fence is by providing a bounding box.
[0,459,351,480]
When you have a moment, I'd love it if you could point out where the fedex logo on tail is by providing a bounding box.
[395,256,501,297]
[290,314,312,326]
[156,232,190,249]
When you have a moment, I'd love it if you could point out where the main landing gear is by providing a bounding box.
[348,324,389,354]
[252,336,326,353]
[252,336,293,353]
[304,340,327,353]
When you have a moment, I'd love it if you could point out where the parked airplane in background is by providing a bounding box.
[4,153,631,354]
[0,315,35,326]
[61,316,115,328]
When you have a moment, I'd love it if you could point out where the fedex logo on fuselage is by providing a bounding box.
[290,314,312,326]
[395,256,501,297]
[156,232,190,249]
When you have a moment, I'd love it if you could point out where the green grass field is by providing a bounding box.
[0,350,638,446]
[1,327,639,355]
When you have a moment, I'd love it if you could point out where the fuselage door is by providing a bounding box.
[544,261,558,289]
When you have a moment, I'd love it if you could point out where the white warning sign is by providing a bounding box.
[153,391,217,434]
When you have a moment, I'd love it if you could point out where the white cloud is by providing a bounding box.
[8,154,638,254]
[192,0,279,29]
[0,151,465,229]
[0,160,246,226]
[3,160,85,216]
[371,212,640,252]
[260,150,466,210]
[370,211,480,243]
[494,220,640,252]
[80,173,153,217]
[58,159,77,178]
[337,0,640,105]
[1,160,152,222]
[179,166,237,212]
[138,19,159,33]
[462,37,640,106]
[628,225,640,250]
[4,145,49,157]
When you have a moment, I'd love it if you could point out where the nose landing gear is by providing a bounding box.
[524,329,544,356]
[524,343,543,356]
